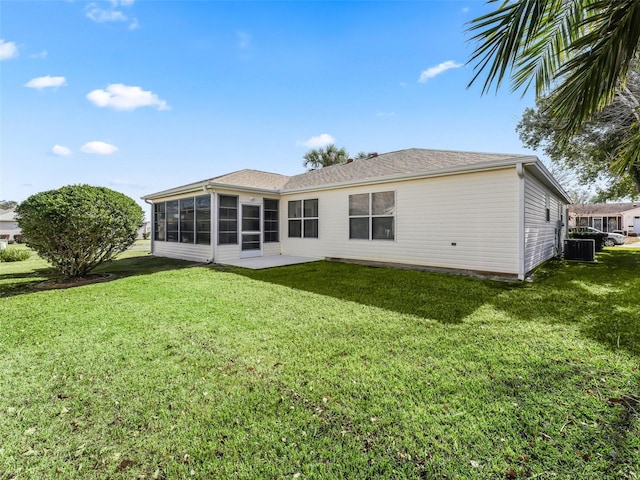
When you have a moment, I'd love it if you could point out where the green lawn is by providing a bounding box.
[1,248,638,479]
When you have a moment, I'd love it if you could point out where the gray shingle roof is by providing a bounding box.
[0,208,16,221]
[282,148,532,191]
[569,203,640,215]
[143,148,541,200]
[209,169,290,190]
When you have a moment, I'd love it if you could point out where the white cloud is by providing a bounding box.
[376,112,396,117]
[296,133,335,148]
[86,83,170,111]
[51,145,72,156]
[25,75,67,90]
[86,2,137,28]
[461,7,470,13]
[237,31,251,49]
[30,50,48,59]
[86,4,128,23]
[418,60,463,83]
[81,141,119,155]
[0,39,18,60]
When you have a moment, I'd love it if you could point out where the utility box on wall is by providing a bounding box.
[564,239,595,262]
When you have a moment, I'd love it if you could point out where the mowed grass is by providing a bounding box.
[0,248,638,479]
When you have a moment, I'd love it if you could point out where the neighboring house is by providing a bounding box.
[142,148,571,280]
[569,202,640,235]
[137,221,151,239]
[0,208,21,242]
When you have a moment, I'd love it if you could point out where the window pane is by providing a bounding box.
[166,200,179,242]
[372,217,394,240]
[219,220,237,232]
[242,218,260,231]
[218,195,238,244]
[180,198,195,243]
[195,195,211,245]
[304,199,318,217]
[372,191,395,216]
[288,200,302,218]
[218,232,237,244]
[349,194,369,216]
[197,232,211,245]
[219,195,237,208]
[196,195,210,210]
[349,217,369,239]
[242,234,261,251]
[288,219,302,237]
[242,205,260,232]
[264,231,278,243]
[304,219,318,238]
[263,198,279,243]
[264,209,278,221]
[264,198,278,212]
[154,202,166,242]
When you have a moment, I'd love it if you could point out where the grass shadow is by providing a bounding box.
[226,250,640,354]
[0,252,196,299]
[490,250,640,356]
[224,260,514,324]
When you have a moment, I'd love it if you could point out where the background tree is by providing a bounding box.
[354,151,378,160]
[517,68,640,200]
[16,185,144,278]
[467,0,640,189]
[0,200,18,210]
[303,144,348,170]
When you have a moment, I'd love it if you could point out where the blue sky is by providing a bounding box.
[1,1,539,216]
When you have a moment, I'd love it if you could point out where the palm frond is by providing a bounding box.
[611,123,640,177]
[466,0,573,94]
[549,0,640,133]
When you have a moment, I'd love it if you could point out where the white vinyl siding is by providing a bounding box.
[281,168,521,275]
[622,206,640,234]
[523,172,565,273]
[153,242,212,263]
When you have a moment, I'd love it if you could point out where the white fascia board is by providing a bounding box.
[281,156,536,195]
[142,182,278,201]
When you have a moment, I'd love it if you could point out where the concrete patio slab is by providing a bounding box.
[216,255,322,269]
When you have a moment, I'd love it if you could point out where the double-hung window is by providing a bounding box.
[288,199,318,238]
[349,191,395,240]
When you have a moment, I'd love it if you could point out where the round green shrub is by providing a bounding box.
[0,248,32,262]
[15,185,144,278]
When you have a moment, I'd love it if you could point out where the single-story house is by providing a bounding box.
[0,208,21,242]
[142,148,571,280]
[137,221,151,239]
[569,202,640,235]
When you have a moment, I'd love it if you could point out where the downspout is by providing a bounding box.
[516,163,526,280]
[144,199,154,255]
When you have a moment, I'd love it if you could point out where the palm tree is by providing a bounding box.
[355,151,378,160]
[467,0,640,181]
[303,144,349,170]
